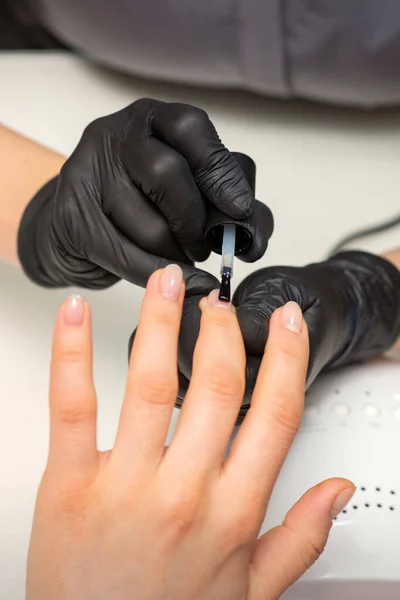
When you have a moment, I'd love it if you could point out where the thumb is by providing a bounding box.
[248,478,356,600]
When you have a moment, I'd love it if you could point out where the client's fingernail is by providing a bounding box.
[282,301,303,333]
[64,295,85,326]
[330,487,357,519]
[207,289,233,310]
[159,264,183,300]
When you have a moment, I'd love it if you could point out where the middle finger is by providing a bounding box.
[164,290,246,477]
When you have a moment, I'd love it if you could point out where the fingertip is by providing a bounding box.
[275,302,308,331]
[205,289,235,311]
[274,302,304,334]
[145,268,163,293]
[159,264,183,301]
[53,297,91,352]
[56,295,89,328]
[52,296,92,367]
[292,478,356,522]
[302,477,355,500]
[268,303,309,359]
[144,265,185,305]
[195,292,245,369]
[227,191,253,219]
[329,480,357,519]
[329,477,355,489]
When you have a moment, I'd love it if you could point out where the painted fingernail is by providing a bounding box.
[207,289,233,310]
[159,264,183,300]
[281,301,303,333]
[63,295,85,326]
[330,487,357,519]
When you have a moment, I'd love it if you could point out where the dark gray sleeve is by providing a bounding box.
[284,0,400,107]
[34,0,400,107]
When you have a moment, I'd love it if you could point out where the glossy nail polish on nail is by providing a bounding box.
[207,289,233,310]
[64,295,85,326]
[282,301,303,333]
[159,264,183,300]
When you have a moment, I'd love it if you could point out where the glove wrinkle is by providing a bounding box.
[19,98,261,289]
[173,251,400,419]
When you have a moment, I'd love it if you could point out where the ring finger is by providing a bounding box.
[225,302,309,503]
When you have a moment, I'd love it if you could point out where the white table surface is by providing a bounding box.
[0,52,399,598]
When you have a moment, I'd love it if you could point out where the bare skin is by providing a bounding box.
[0,125,65,265]
[26,270,354,600]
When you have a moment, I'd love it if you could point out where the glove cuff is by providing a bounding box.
[18,177,121,290]
[17,177,64,288]
[326,251,400,369]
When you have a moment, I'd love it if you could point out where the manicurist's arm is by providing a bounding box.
[0,125,65,264]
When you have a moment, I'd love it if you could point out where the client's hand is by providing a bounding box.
[27,265,354,600]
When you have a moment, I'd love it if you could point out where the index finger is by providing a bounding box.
[224,301,309,502]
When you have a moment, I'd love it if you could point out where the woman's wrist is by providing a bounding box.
[0,125,65,265]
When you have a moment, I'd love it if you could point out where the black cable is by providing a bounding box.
[328,212,400,258]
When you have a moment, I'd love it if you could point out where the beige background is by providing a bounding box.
[0,53,399,598]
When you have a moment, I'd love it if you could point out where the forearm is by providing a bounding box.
[0,125,65,265]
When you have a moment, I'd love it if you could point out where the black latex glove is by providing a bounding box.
[18,98,268,292]
[172,251,400,421]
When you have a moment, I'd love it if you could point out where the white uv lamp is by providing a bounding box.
[260,357,400,599]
